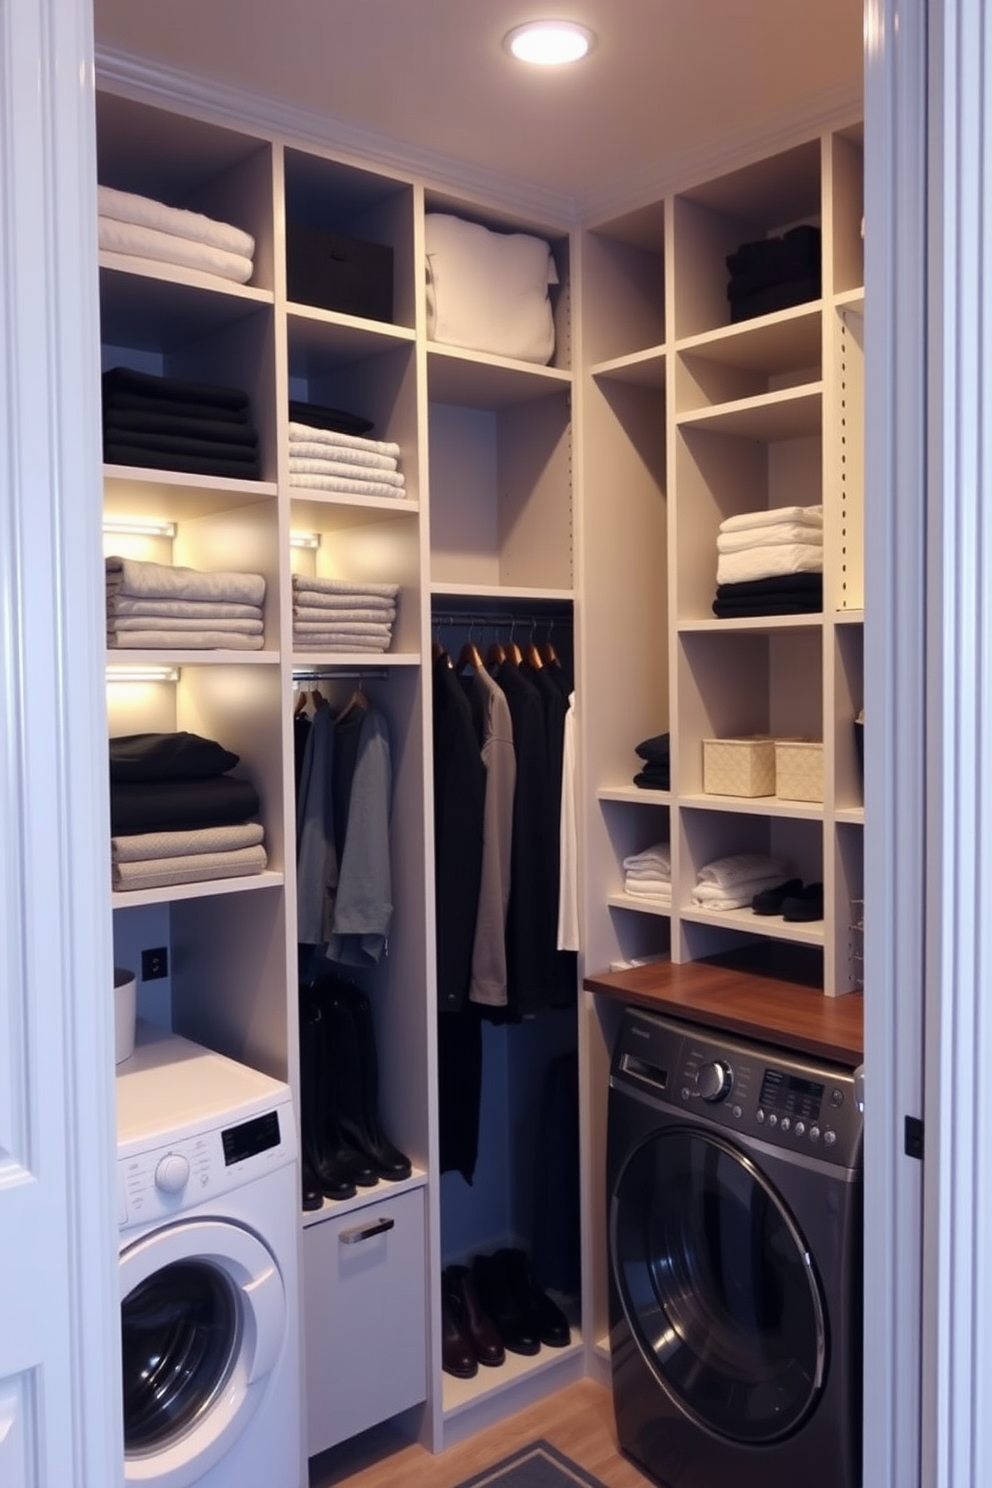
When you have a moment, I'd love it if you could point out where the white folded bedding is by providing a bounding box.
[717,520,824,554]
[98,216,253,284]
[716,543,825,586]
[292,575,398,599]
[288,472,405,499]
[288,439,398,472]
[98,184,255,258]
[106,556,266,606]
[288,455,405,487]
[425,212,558,365]
[719,504,823,534]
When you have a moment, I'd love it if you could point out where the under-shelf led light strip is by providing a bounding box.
[102,518,177,539]
[106,665,181,684]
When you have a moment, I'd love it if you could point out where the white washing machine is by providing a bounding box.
[116,1022,303,1488]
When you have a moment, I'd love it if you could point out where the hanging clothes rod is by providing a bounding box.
[432,610,573,630]
[291,667,391,681]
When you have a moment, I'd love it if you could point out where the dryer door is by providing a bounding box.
[120,1217,286,1488]
[611,1126,826,1445]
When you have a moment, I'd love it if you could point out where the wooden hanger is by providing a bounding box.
[523,639,544,670]
[456,638,485,673]
[336,685,369,725]
[486,638,506,667]
[294,686,309,717]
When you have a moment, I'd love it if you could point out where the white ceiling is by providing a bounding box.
[93,0,864,215]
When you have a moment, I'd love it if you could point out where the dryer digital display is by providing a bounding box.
[758,1069,825,1121]
[222,1109,281,1166]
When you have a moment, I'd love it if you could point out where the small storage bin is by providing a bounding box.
[114,966,136,1064]
[702,736,776,797]
[286,223,393,322]
[775,738,824,802]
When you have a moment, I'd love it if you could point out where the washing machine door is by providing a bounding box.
[120,1218,286,1488]
[611,1126,826,1445]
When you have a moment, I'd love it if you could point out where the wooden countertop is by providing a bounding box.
[584,948,864,1067]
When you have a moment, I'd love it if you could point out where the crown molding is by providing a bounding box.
[94,46,579,228]
[576,77,864,226]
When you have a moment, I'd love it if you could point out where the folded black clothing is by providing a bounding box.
[110,732,240,784]
[103,390,250,425]
[102,428,259,463]
[635,731,670,763]
[103,365,251,413]
[103,409,259,446]
[634,767,670,790]
[103,443,262,480]
[725,225,821,292]
[110,775,260,835]
[716,573,823,599]
[713,596,823,617]
[729,276,820,323]
[289,399,374,435]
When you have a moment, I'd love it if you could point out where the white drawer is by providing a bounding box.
[303,1187,427,1457]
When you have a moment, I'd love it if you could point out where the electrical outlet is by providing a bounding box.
[142,946,168,981]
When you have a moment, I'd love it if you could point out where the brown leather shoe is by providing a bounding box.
[441,1274,477,1378]
[445,1263,506,1367]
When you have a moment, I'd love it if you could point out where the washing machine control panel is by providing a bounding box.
[613,1009,862,1168]
[118,1104,289,1230]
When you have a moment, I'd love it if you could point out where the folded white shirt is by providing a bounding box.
[287,422,401,459]
[98,217,253,285]
[717,521,824,554]
[697,853,791,889]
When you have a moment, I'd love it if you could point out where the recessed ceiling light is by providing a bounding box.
[505,20,595,65]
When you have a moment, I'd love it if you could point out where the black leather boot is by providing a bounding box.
[309,977,378,1188]
[329,981,412,1182]
[298,990,355,1203]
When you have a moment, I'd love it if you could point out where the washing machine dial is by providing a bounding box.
[695,1060,733,1102]
[154,1151,191,1194]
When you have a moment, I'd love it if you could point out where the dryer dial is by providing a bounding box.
[154,1151,191,1194]
[696,1060,733,1103]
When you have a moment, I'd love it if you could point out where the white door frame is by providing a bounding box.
[0,1,120,1485]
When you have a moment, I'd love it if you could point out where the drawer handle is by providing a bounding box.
[339,1216,395,1245]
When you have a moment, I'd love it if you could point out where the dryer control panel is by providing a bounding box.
[612,1007,862,1169]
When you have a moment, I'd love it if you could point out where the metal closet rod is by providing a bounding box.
[432,610,573,631]
[292,667,391,681]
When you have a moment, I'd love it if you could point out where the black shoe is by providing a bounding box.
[751,877,803,916]
[444,1264,505,1367]
[496,1247,571,1349]
[441,1277,477,1378]
[472,1251,540,1356]
[782,881,824,922]
[301,1154,324,1211]
[323,981,413,1183]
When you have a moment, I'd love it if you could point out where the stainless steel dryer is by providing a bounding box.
[607,1007,862,1488]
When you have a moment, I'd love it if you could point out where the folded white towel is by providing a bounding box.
[622,842,671,875]
[113,843,267,890]
[108,615,263,634]
[292,605,396,625]
[697,853,791,889]
[287,422,401,459]
[106,556,265,607]
[98,217,253,284]
[292,575,399,600]
[691,874,788,909]
[292,621,392,639]
[107,630,265,650]
[425,212,558,365]
[717,521,824,555]
[288,455,405,487]
[107,596,263,621]
[288,438,398,472]
[288,472,407,499]
[111,822,264,863]
[98,184,255,259]
[716,543,824,586]
[719,504,823,535]
[292,635,390,652]
[625,879,672,901]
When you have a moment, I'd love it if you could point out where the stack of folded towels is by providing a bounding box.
[622,843,671,907]
[109,732,266,892]
[713,504,823,617]
[98,184,254,286]
[106,556,266,650]
[288,416,405,499]
[632,731,670,790]
[102,366,261,480]
[690,852,793,910]
[291,575,398,652]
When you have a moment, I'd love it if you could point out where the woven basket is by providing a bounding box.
[702,737,776,797]
[774,739,824,802]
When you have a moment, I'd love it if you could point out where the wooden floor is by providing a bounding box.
[309,1379,654,1488]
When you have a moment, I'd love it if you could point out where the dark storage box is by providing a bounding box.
[286,223,393,322]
